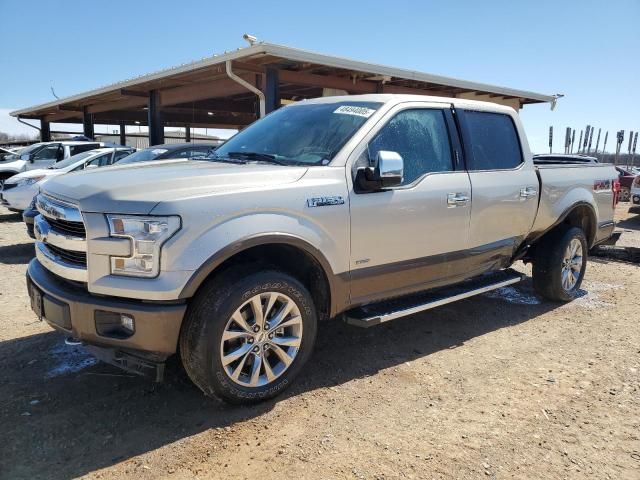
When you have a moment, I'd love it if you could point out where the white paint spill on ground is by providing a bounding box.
[580,281,623,292]
[484,286,542,305]
[46,342,97,378]
[566,289,613,310]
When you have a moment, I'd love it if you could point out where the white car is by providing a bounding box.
[1,147,134,211]
[631,175,640,213]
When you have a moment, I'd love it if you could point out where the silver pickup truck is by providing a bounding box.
[26,94,618,404]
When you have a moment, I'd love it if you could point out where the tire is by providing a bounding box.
[179,267,317,404]
[532,226,588,302]
[620,187,630,202]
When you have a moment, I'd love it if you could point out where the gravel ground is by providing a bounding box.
[0,205,638,480]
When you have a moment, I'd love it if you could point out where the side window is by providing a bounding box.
[188,147,212,159]
[368,109,453,186]
[173,149,192,158]
[85,153,111,168]
[33,144,61,160]
[113,150,132,163]
[70,144,98,156]
[464,111,522,170]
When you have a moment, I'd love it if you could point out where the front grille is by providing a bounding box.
[35,194,88,282]
[48,217,86,237]
[45,244,87,267]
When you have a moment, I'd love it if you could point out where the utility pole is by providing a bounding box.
[615,130,624,165]
[578,130,584,154]
[549,126,553,154]
[570,129,575,153]
[583,125,590,153]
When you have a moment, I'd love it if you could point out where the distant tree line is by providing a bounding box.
[0,130,39,143]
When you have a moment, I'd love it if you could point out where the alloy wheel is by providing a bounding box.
[561,238,583,291]
[220,292,303,388]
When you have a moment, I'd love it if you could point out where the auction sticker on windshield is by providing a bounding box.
[333,105,376,118]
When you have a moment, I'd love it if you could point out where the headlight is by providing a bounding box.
[106,215,180,278]
[16,176,45,187]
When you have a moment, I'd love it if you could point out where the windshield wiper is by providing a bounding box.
[226,151,289,166]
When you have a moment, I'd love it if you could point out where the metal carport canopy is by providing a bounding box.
[10,42,557,140]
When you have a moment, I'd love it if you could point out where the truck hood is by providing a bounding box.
[40,160,308,214]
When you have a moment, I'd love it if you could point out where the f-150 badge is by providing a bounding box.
[307,196,345,208]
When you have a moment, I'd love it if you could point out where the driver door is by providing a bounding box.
[30,143,62,171]
[348,103,472,305]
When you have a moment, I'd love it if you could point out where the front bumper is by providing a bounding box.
[23,206,37,238]
[2,183,37,211]
[26,258,187,355]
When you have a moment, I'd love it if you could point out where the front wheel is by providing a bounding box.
[532,226,588,302]
[179,268,317,404]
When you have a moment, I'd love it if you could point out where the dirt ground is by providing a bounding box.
[0,205,639,480]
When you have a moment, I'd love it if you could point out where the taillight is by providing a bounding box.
[613,178,620,207]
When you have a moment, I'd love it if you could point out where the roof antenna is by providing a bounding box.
[243,33,258,46]
[50,85,60,99]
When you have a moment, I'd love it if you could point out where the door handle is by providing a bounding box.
[520,186,538,199]
[447,192,469,207]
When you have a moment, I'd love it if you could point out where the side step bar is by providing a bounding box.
[344,269,525,328]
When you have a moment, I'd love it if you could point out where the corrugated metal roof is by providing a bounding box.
[10,42,556,117]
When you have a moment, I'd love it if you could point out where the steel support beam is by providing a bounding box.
[119,122,126,146]
[40,118,51,142]
[185,125,191,142]
[265,68,280,114]
[83,107,94,139]
[148,90,164,145]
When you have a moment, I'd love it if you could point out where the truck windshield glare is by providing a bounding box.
[211,101,382,166]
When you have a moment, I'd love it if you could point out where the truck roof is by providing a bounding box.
[298,93,517,114]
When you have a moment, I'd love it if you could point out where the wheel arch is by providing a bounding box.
[528,201,598,252]
[178,233,349,319]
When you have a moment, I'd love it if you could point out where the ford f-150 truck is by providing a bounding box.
[26,94,619,404]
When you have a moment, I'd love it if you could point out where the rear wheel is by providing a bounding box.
[180,268,317,404]
[532,226,587,302]
[620,187,631,202]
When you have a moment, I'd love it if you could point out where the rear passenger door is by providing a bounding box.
[458,108,538,270]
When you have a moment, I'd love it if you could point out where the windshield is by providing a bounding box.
[50,150,97,169]
[116,148,168,165]
[211,101,382,166]
[4,144,41,160]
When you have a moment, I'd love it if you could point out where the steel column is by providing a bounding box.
[264,68,280,114]
[148,90,164,145]
[82,107,94,139]
[119,122,126,146]
[40,118,51,142]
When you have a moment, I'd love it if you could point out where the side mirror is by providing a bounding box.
[355,150,404,191]
[84,164,98,170]
[374,150,404,187]
[21,153,32,162]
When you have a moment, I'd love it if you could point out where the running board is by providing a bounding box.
[344,269,525,328]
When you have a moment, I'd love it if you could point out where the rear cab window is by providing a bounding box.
[462,111,522,170]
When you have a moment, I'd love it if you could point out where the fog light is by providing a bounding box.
[95,311,136,339]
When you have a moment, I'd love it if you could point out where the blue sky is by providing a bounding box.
[1,0,638,153]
